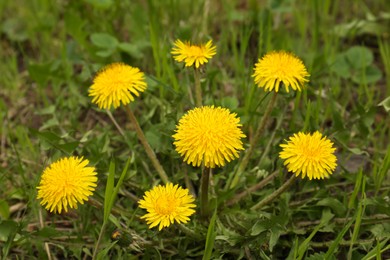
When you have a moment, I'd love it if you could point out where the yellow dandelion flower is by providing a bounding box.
[173,106,246,168]
[37,156,98,213]
[252,51,310,92]
[279,131,337,180]
[171,39,217,68]
[138,183,196,231]
[89,63,147,109]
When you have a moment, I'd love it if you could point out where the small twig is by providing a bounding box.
[106,109,125,137]
[124,106,169,184]
[251,174,297,211]
[226,171,279,206]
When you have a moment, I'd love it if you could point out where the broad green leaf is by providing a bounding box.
[0,220,19,258]
[0,200,10,220]
[352,65,382,84]
[329,54,350,78]
[346,46,373,69]
[96,48,116,58]
[316,198,346,216]
[90,33,118,49]
[220,96,239,110]
[118,42,144,59]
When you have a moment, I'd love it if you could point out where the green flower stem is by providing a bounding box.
[194,68,202,107]
[229,91,278,188]
[251,174,297,211]
[92,221,107,260]
[106,109,125,137]
[226,170,279,206]
[124,106,169,184]
[200,166,210,218]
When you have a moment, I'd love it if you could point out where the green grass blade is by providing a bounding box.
[324,218,354,258]
[103,159,116,222]
[375,145,390,193]
[348,169,363,209]
[203,210,217,260]
[361,238,390,260]
[107,157,131,219]
[297,209,334,260]
[348,175,367,260]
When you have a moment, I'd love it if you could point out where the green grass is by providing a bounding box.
[1,0,390,259]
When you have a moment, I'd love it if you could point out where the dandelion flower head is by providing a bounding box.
[279,131,337,180]
[89,63,147,109]
[37,156,98,213]
[171,39,216,68]
[173,106,246,168]
[138,183,196,231]
[252,51,309,92]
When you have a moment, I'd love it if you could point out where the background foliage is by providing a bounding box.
[1,0,390,259]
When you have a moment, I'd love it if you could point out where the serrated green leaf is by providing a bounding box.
[250,220,269,236]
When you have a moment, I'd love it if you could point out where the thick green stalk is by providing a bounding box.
[229,91,278,188]
[200,166,210,218]
[124,106,169,184]
[194,68,202,107]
